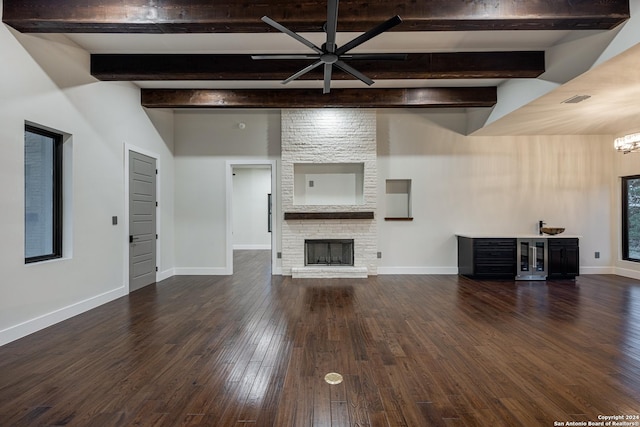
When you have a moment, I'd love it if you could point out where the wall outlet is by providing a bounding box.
[595,251,600,259]
[377,252,382,259]
[112,216,118,225]
[277,252,282,259]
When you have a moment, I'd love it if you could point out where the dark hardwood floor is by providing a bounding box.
[1,251,640,426]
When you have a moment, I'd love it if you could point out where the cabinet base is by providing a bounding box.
[515,274,547,281]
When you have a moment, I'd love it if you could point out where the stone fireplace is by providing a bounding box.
[281,109,377,278]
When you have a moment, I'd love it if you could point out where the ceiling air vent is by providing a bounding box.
[561,95,591,104]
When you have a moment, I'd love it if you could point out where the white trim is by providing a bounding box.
[377,266,459,275]
[614,266,640,280]
[157,268,175,282]
[226,160,278,275]
[174,267,230,276]
[62,134,74,260]
[124,144,161,292]
[580,266,615,275]
[0,286,127,346]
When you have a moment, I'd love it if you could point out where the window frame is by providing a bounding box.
[621,175,640,263]
[24,125,63,264]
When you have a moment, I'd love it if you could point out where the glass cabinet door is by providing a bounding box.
[535,241,545,271]
[520,241,530,271]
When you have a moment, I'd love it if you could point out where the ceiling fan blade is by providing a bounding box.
[335,60,374,86]
[341,53,408,60]
[325,0,339,53]
[282,59,324,84]
[323,63,333,94]
[261,16,324,54]
[335,15,403,55]
[251,54,321,60]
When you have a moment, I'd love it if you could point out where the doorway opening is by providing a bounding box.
[226,160,277,275]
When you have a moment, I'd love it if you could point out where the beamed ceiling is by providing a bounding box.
[2,1,629,33]
[2,0,638,135]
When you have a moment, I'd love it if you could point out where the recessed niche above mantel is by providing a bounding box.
[294,163,365,206]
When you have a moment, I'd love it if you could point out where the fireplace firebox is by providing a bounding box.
[305,239,354,266]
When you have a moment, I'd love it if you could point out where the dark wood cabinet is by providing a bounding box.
[457,237,517,279]
[547,238,579,279]
[458,235,579,280]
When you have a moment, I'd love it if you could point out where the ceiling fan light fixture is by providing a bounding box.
[254,0,403,94]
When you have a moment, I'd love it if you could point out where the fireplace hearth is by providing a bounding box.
[305,239,354,266]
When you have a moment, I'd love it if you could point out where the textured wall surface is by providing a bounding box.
[281,109,378,276]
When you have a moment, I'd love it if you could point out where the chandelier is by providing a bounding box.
[614,132,640,153]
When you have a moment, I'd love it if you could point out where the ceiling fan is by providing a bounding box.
[251,0,406,94]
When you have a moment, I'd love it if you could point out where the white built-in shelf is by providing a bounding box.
[385,179,412,219]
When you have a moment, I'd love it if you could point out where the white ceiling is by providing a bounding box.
[65,22,640,137]
[66,28,583,94]
[67,30,575,54]
[475,41,640,136]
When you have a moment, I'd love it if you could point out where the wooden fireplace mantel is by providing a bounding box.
[284,212,374,220]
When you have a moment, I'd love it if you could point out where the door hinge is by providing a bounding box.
[156,266,158,272]
[155,169,158,175]
[156,201,158,207]
[156,234,158,239]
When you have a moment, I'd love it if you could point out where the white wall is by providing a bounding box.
[377,110,615,274]
[173,110,281,274]
[174,108,617,278]
[0,16,175,345]
[232,167,272,249]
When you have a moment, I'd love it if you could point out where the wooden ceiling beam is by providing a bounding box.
[92,52,544,81]
[3,0,629,33]
[140,88,497,109]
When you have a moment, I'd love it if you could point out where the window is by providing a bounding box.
[622,175,640,262]
[24,125,63,263]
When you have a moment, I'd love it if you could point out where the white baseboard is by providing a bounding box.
[0,286,127,347]
[613,267,640,280]
[377,266,459,275]
[580,266,615,275]
[173,267,231,276]
[157,268,175,282]
[233,245,271,250]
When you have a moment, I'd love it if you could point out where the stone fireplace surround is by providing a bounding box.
[281,109,377,278]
